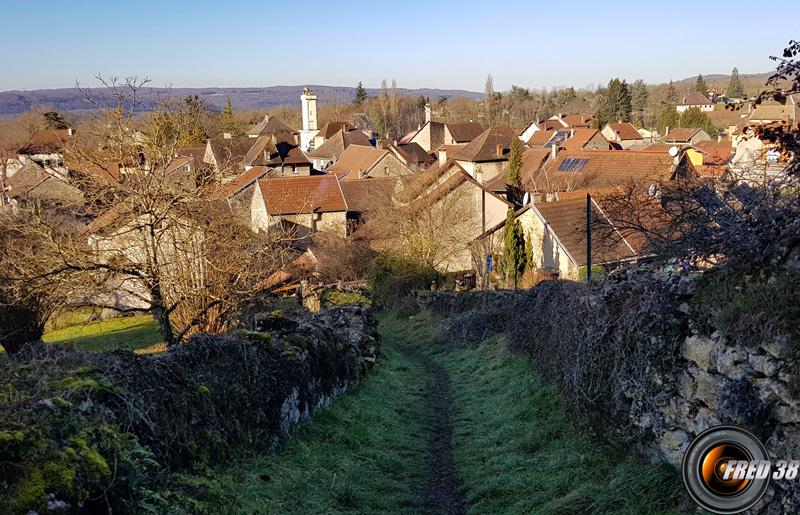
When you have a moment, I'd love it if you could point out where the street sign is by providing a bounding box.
[486,254,493,272]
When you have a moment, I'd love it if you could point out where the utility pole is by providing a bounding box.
[586,193,592,284]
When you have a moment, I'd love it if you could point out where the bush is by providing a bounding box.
[367,255,438,308]
[0,306,380,513]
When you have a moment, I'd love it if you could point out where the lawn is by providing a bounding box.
[43,313,162,352]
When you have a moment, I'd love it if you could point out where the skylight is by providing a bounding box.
[557,158,589,172]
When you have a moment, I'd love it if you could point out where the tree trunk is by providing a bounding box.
[0,306,45,354]
[148,284,177,347]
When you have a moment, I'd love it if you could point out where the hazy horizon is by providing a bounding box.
[0,0,794,92]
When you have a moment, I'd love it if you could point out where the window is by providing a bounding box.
[557,158,589,172]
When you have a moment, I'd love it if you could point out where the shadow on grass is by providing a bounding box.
[43,315,162,352]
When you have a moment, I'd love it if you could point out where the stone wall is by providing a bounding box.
[414,272,800,512]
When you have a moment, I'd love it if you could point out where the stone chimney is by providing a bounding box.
[67,128,74,136]
[438,146,447,166]
[550,144,558,160]
[496,144,503,157]
[424,103,432,124]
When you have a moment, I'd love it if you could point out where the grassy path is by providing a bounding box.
[193,312,683,514]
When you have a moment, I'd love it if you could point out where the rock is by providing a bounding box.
[761,335,792,359]
[681,335,719,371]
[712,345,751,380]
[749,352,780,378]
[774,403,800,424]
[753,378,792,403]
[659,429,690,465]
[677,302,690,314]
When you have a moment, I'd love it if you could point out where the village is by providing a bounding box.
[1,75,796,299]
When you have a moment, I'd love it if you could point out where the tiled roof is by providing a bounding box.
[449,126,519,162]
[208,137,256,168]
[328,145,389,179]
[213,166,271,200]
[680,92,712,106]
[693,140,734,165]
[749,103,787,122]
[258,175,346,215]
[664,128,704,143]
[561,114,595,127]
[562,128,602,151]
[247,115,295,136]
[606,122,643,141]
[534,191,638,267]
[317,121,355,139]
[18,129,73,154]
[446,122,484,143]
[339,177,397,212]
[398,142,435,166]
[535,149,686,192]
[540,119,567,130]
[307,130,372,161]
[528,129,556,146]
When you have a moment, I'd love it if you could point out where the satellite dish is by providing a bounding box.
[668,146,679,157]
[523,192,531,205]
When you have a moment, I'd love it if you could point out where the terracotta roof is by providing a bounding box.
[7,161,83,205]
[562,128,601,151]
[693,140,734,165]
[749,103,787,122]
[317,121,355,139]
[399,142,435,167]
[485,147,552,192]
[247,115,295,136]
[450,126,519,162]
[213,166,271,199]
[664,128,705,143]
[638,143,674,153]
[534,191,638,267]
[339,177,397,212]
[561,114,595,127]
[258,175,346,215]
[446,122,484,143]
[411,167,510,211]
[207,137,256,168]
[680,92,712,106]
[328,145,389,179]
[18,129,73,154]
[528,129,556,146]
[307,130,372,161]
[606,123,643,141]
[535,149,688,192]
[540,119,567,130]
[398,129,418,145]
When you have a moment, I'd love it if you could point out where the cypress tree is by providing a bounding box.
[665,80,678,105]
[502,208,527,288]
[727,68,745,98]
[507,137,522,187]
[221,97,235,135]
[354,82,368,106]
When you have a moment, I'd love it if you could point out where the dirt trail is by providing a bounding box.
[398,345,467,515]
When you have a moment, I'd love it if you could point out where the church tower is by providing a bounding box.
[300,86,318,152]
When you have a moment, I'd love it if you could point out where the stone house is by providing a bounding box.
[664,128,711,147]
[447,126,521,183]
[17,128,74,176]
[307,129,373,170]
[600,122,644,149]
[676,92,714,113]
[251,174,348,238]
[327,144,414,180]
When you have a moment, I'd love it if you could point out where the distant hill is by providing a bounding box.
[0,85,484,117]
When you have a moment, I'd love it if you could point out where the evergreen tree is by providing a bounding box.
[43,111,68,130]
[656,105,680,135]
[221,97,236,135]
[594,78,632,127]
[631,79,649,126]
[727,67,745,98]
[507,137,522,187]
[695,74,708,94]
[354,81,368,106]
[524,232,534,272]
[502,208,527,288]
[665,80,678,105]
[679,107,719,139]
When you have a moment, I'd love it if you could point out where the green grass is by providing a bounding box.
[204,341,431,514]
[387,312,684,515]
[43,314,162,352]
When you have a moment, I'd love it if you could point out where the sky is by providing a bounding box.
[0,0,795,92]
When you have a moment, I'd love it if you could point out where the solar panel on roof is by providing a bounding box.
[557,158,588,172]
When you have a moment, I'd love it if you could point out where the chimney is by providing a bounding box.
[424,103,432,123]
[496,144,503,157]
[550,144,558,160]
[438,147,447,166]
[223,132,232,139]
[67,128,74,136]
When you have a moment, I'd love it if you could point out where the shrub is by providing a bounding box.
[367,255,438,308]
[0,306,380,513]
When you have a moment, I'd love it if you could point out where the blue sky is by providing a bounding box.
[0,0,794,92]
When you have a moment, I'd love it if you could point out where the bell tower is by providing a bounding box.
[300,86,318,151]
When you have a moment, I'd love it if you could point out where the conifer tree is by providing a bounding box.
[502,208,527,288]
[631,79,649,126]
[354,82,368,106]
[695,74,708,94]
[594,78,632,127]
[665,80,678,105]
[727,68,745,98]
[507,137,522,187]
[221,97,236,135]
